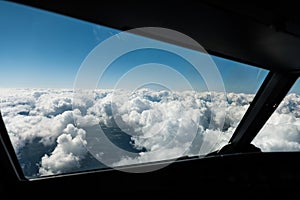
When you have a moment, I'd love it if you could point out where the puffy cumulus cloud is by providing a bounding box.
[275,93,300,117]
[38,124,87,176]
[226,92,253,106]
[88,90,245,167]
[3,88,300,177]
[31,93,73,117]
[0,89,36,118]
[4,110,74,152]
[0,88,251,176]
[128,100,200,148]
[0,89,76,151]
[73,109,99,127]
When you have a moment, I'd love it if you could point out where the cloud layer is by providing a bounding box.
[1,88,299,177]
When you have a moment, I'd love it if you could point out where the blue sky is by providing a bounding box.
[0,1,272,94]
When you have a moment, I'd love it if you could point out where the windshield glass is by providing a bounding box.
[0,1,268,178]
[254,78,300,151]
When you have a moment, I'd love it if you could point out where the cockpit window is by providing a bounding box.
[0,1,268,178]
[254,78,300,151]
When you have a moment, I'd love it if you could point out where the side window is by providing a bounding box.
[254,78,300,151]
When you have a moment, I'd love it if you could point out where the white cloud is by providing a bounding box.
[32,94,73,117]
[38,124,87,176]
[1,88,300,177]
